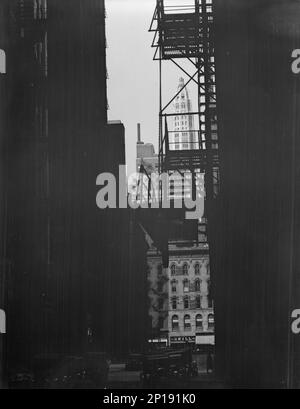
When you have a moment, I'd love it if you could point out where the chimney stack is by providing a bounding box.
[137,123,141,143]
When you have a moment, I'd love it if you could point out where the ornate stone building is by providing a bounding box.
[167,249,214,348]
[146,250,169,346]
[146,245,214,349]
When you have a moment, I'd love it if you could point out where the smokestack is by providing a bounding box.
[137,123,141,143]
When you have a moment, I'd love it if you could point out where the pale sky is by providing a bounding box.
[106,0,198,175]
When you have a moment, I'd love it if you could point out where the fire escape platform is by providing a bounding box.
[163,148,219,172]
[159,13,199,59]
[151,6,214,60]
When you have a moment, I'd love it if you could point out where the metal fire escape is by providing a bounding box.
[149,0,219,246]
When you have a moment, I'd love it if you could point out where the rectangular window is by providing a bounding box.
[172,298,177,310]
[184,297,189,309]
[184,322,191,331]
[183,280,189,292]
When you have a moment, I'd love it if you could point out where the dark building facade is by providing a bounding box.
[0,0,147,385]
[0,0,9,389]
[214,0,300,388]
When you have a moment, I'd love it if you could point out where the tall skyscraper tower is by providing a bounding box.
[171,77,196,151]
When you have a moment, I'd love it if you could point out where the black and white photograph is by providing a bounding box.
[0,0,299,392]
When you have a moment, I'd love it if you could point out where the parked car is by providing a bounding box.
[9,370,35,389]
[140,348,197,384]
[125,354,143,371]
[34,352,109,389]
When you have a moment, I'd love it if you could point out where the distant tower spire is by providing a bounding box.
[178,76,185,89]
[171,77,195,150]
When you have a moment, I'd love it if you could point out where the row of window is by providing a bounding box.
[171,278,205,293]
[174,116,187,121]
[171,295,213,310]
[156,262,209,277]
[175,121,188,127]
[175,103,187,110]
[171,314,214,331]
[175,143,190,150]
[170,263,207,276]
[173,144,200,150]
[174,132,189,138]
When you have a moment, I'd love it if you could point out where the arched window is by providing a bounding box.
[208,314,214,330]
[183,279,189,293]
[171,279,177,293]
[194,263,200,275]
[196,314,203,330]
[184,314,191,331]
[171,297,177,310]
[196,295,201,309]
[172,315,179,331]
[183,295,189,309]
[0,49,6,74]
[183,263,188,275]
[0,309,6,334]
[170,264,176,276]
[195,279,200,292]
